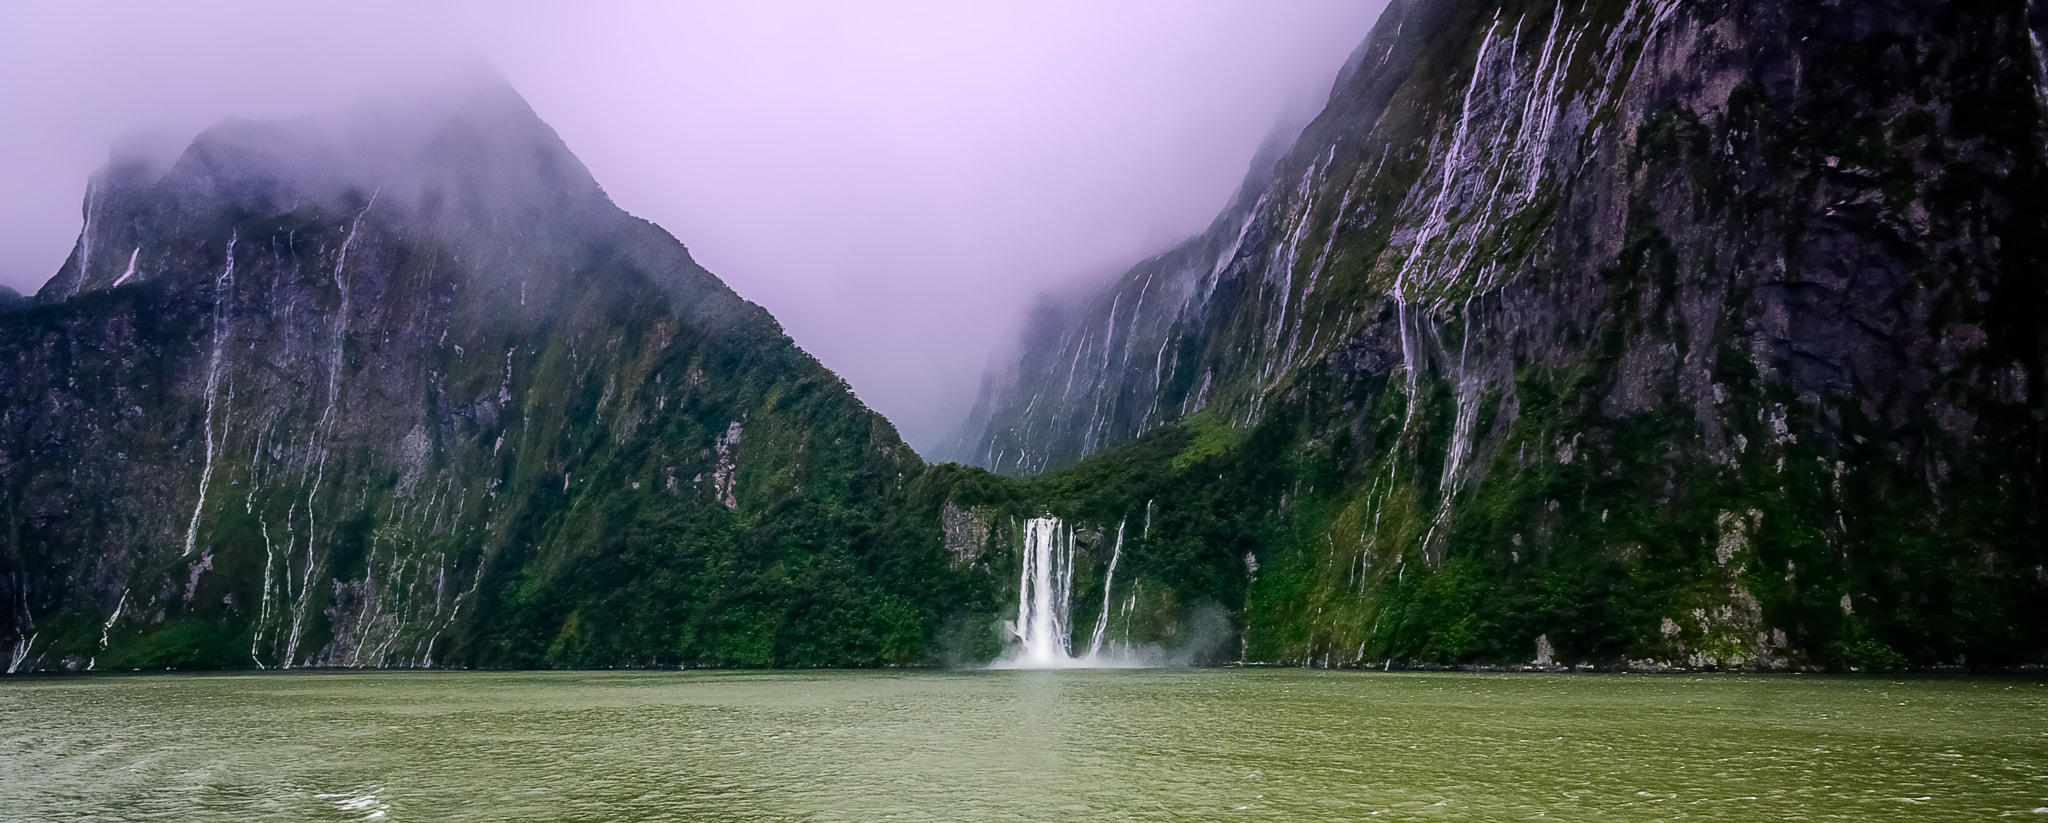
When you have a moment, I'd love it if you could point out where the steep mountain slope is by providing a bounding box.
[1,79,957,672]
[5,0,2043,674]
[941,0,2048,668]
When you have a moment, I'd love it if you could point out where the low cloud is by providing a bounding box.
[0,0,1384,450]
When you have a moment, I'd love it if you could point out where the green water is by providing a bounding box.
[2,670,2043,821]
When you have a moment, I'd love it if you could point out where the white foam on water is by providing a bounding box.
[315,787,390,820]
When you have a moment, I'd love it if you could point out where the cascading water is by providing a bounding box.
[994,516,1153,668]
[1085,521,1124,659]
[1011,517,1074,665]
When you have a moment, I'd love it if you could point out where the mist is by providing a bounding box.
[0,0,1385,452]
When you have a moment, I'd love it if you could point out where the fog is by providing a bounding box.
[0,0,1384,451]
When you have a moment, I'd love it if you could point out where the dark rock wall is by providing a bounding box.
[1,82,950,672]
[942,0,2048,667]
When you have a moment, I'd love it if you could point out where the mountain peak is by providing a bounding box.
[173,67,607,217]
[4,63,930,672]
[41,72,608,300]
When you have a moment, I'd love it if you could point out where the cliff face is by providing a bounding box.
[6,0,2044,674]
[1,80,950,672]
[942,0,2048,668]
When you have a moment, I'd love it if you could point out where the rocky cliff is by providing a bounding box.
[7,0,2044,674]
[1,78,956,671]
[941,0,2048,668]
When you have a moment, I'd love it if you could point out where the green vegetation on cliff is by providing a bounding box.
[6,0,2046,675]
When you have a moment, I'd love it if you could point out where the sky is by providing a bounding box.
[0,0,1385,452]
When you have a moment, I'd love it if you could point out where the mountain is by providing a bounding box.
[941,0,2048,668]
[0,76,967,672]
[7,0,2045,675]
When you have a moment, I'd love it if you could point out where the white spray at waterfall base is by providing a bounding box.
[990,516,1159,669]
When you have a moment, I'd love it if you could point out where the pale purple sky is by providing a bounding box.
[0,0,1384,451]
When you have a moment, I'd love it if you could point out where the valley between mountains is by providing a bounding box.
[4,0,2044,673]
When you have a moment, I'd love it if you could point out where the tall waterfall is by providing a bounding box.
[1012,517,1076,665]
[996,516,1149,668]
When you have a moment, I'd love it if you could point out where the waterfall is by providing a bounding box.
[72,179,94,296]
[1010,517,1074,665]
[995,516,1153,668]
[183,232,236,559]
[1084,520,1125,660]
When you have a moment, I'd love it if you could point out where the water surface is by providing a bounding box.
[2,669,2043,821]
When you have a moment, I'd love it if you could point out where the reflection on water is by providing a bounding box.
[2,669,2044,821]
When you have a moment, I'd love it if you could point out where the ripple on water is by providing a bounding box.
[313,787,389,820]
[0,671,2044,821]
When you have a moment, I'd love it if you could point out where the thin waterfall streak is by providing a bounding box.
[253,520,277,666]
[1202,193,1268,307]
[1147,335,1173,422]
[7,632,35,674]
[90,591,127,670]
[1391,12,1502,304]
[73,179,95,296]
[1396,300,1421,427]
[1123,271,1155,362]
[1266,165,1320,375]
[183,232,237,558]
[112,248,140,287]
[1100,293,1121,373]
[291,193,377,667]
[1057,523,1076,652]
[1086,520,1126,659]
